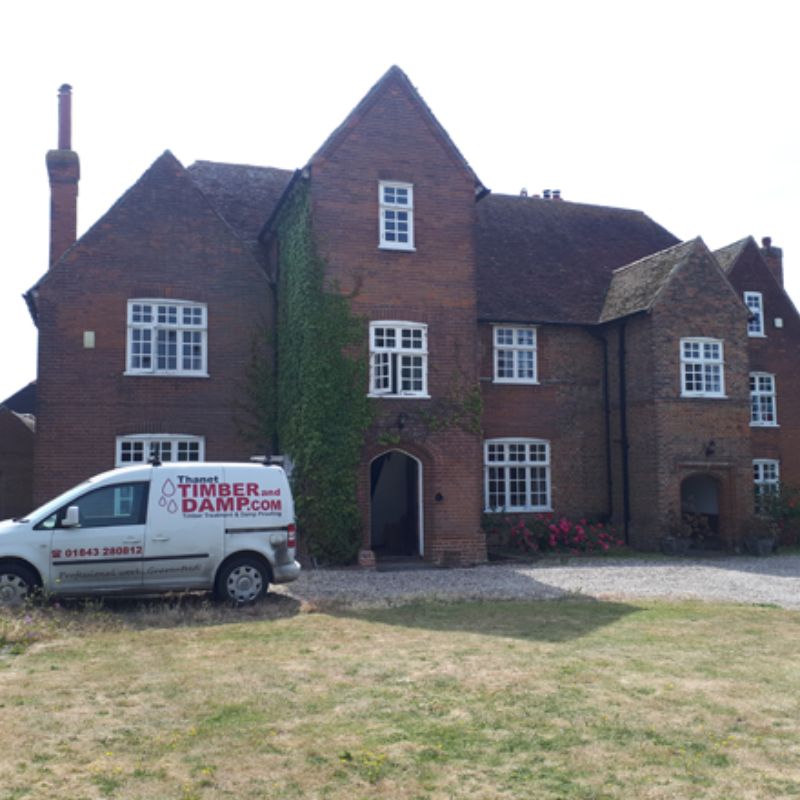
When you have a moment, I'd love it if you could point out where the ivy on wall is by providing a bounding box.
[268,182,372,564]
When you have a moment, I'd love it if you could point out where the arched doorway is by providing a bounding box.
[681,474,720,536]
[370,451,422,557]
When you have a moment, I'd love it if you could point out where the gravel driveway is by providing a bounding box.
[274,554,800,610]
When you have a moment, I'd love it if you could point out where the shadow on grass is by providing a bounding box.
[329,596,642,643]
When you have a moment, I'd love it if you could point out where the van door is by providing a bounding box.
[44,481,148,594]
[141,468,223,590]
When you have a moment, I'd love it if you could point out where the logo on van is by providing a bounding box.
[159,479,180,514]
[158,476,282,516]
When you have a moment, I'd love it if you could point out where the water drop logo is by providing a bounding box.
[159,479,178,513]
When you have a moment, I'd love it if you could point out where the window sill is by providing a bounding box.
[747,333,767,338]
[378,244,416,252]
[368,393,430,400]
[750,422,779,428]
[483,507,552,514]
[493,378,539,385]
[680,393,727,400]
[124,371,210,379]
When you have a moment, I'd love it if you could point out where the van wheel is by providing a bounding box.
[0,564,38,607]
[215,557,269,605]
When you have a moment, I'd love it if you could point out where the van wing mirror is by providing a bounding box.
[62,506,81,528]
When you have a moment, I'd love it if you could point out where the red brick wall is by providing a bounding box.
[727,241,800,495]
[0,411,34,519]
[33,153,272,503]
[481,324,610,521]
[309,74,485,563]
[607,247,752,549]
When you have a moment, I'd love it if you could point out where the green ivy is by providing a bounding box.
[268,183,372,564]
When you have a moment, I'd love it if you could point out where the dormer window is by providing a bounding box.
[379,181,414,250]
[744,291,765,336]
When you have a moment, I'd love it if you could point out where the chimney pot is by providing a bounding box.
[762,236,772,250]
[543,189,551,200]
[57,84,72,150]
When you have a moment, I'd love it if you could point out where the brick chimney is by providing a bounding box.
[46,84,80,267]
[760,236,783,287]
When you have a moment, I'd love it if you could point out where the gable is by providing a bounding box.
[652,239,746,322]
[310,65,484,195]
[29,151,268,304]
[721,236,800,336]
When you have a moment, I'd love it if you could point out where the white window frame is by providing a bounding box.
[115,434,205,467]
[750,372,777,427]
[493,325,538,384]
[483,438,551,512]
[680,338,725,398]
[126,300,208,377]
[744,291,765,337]
[369,321,428,398]
[753,459,780,514]
[379,181,415,251]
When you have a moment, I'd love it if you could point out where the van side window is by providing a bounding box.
[36,483,149,530]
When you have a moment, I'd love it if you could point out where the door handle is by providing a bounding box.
[122,537,142,544]
[151,536,170,542]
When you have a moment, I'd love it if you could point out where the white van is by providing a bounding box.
[0,462,300,606]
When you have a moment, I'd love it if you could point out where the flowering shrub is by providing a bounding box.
[484,513,624,555]
[760,483,800,545]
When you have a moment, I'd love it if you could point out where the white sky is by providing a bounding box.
[1,0,798,402]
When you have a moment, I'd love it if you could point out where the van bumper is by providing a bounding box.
[272,559,302,584]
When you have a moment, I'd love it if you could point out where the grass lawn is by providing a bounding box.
[2,595,800,799]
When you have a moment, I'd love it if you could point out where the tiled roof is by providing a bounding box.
[1,381,36,415]
[713,237,752,273]
[188,161,294,241]
[476,194,679,324]
[599,239,702,323]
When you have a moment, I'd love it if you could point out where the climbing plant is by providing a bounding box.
[268,182,372,564]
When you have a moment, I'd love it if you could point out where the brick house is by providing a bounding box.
[24,69,800,561]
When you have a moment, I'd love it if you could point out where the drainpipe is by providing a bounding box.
[618,321,631,544]
[589,328,613,520]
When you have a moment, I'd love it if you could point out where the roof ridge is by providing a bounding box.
[486,192,655,216]
[189,160,293,174]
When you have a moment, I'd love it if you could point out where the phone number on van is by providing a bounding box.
[52,546,144,559]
